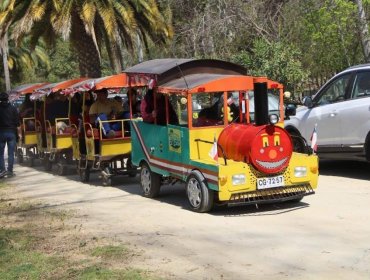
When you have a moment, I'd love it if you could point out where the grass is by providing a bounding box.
[91,245,130,259]
[0,183,156,280]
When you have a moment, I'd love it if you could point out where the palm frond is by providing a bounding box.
[95,1,118,37]
[51,0,72,39]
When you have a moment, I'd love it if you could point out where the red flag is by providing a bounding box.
[310,124,318,153]
[209,136,218,161]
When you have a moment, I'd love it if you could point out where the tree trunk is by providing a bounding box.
[1,32,11,91]
[356,0,370,62]
[70,14,101,78]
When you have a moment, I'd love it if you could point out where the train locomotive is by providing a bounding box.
[127,59,319,212]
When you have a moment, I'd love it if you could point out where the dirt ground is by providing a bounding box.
[2,160,370,280]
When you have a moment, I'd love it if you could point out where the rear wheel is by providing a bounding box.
[140,161,161,198]
[186,170,214,213]
[102,167,113,186]
[17,148,23,164]
[26,150,35,167]
[56,163,67,176]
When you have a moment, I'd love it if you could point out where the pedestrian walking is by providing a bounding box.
[0,92,22,178]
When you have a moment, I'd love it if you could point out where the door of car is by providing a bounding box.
[302,73,352,148]
[338,71,370,149]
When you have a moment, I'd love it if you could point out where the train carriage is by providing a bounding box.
[125,59,319,212]
[65,73,143,185]
[9,83,48,166]
[32,78,88,174]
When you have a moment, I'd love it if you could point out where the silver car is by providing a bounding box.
[285,64,370,161]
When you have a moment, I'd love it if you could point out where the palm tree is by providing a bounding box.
[0,0,173,78]
[0,32,10,91]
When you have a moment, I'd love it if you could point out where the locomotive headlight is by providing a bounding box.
[232,174,246,186]
[294,166,307,177]
[269,114,279,125]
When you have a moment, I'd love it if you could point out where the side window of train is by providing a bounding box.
[168,94,187,126]
[192,92,224,127]
[314,73,351,106]
[351,71,370,99]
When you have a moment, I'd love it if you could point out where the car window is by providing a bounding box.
[351,71,370,99]
[314,74,351,106]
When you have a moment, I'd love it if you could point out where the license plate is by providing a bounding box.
[257,175,284,190]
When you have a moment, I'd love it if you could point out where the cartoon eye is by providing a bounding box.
[262,136,269,147]
[274,135,280,146]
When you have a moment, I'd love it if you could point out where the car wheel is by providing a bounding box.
[140,161,161,198]
[186,170,214,213]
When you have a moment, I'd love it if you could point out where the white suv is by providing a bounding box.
[285,64,370,161]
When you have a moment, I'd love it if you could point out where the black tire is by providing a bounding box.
[102,175,112,186]
[289,132,305,153]
[44,157,52,171]
[140,161,161,198]
[56,163,67,176]
[79,167,90,182]
[26,150,35,167]
[186,170,214,213]
[17,148,24,164]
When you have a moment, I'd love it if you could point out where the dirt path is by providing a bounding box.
[4,161,370,279]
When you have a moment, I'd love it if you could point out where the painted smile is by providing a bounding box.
[256,157,288,169]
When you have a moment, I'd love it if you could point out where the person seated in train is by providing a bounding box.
[196,97,223,127]
[89,89,124,138]
[141,90,178,125]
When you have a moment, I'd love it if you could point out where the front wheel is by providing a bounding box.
[186,170,214,213]
[140,161,161,198]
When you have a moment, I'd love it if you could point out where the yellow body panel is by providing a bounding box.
[24,133,38,145]
[189,127,224,160]
[56,135,72,150]
[215,152,318,201]
[100,140,131,156]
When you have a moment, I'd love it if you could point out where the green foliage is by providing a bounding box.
[45,40,80,82]
[233,39,308,92]
[297,0,363,83]
[0,201,153,280]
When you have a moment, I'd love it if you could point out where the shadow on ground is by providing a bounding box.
[319,160,370,180]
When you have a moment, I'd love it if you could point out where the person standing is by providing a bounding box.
[0,92,21,178]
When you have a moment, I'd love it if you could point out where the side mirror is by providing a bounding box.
[285,103,296,117]
[303,96,313,108]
